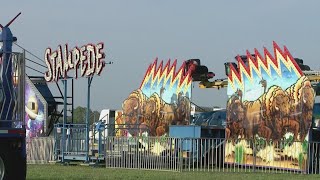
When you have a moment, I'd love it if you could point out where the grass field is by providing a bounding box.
[27,164,320,180]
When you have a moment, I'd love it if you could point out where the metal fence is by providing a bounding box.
[26,135,320,175]
[105,136,183,172]
[54,124,88,161]
[105,136,320,174]
[27,137,55,164]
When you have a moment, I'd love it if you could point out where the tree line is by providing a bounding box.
[65,106,101,125]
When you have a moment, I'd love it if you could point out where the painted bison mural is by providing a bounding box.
[225,42,315,171]
[122,89,147,135]
[120,59,192,137]
[226,78,313,144]
[122,90,191,137]
[286,77,315,141]
[227,85,299,143]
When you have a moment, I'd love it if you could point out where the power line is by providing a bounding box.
[14,43,48,75]
[25,57,47,68]
[26,65,44,75]
[14,43,46,65]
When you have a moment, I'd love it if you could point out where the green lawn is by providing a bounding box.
[27,164,320,180]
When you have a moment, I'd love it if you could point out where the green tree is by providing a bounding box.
[91,110,100,124]
[66,106,100,125]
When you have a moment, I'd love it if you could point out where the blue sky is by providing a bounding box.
[2,0,320,111]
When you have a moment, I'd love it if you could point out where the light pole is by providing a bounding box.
[62,79,67,163]
[85,76,93,162]
[85,61,112,163]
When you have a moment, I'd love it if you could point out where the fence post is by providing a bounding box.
[253,139,256,172]
[180,138,183,172]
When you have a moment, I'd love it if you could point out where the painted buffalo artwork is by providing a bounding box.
[227,78,313,142]
[225,42,315,171]
[122,90,190,136]
[120,59,192,137]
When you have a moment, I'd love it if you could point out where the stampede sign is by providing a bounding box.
[44,43,106,82]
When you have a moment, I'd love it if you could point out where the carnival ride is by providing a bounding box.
[3,12,320,174]
[16,33,320,174]
[187,44,320,172]
[51,42,320,173]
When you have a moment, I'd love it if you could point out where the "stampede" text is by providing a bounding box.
[44,43,106,82]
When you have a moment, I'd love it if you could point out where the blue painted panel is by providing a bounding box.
[169,125,201,138]
[169,125,201,153]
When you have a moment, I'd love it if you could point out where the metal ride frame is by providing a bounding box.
[54,77,92,163]
[55,60,112,163]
